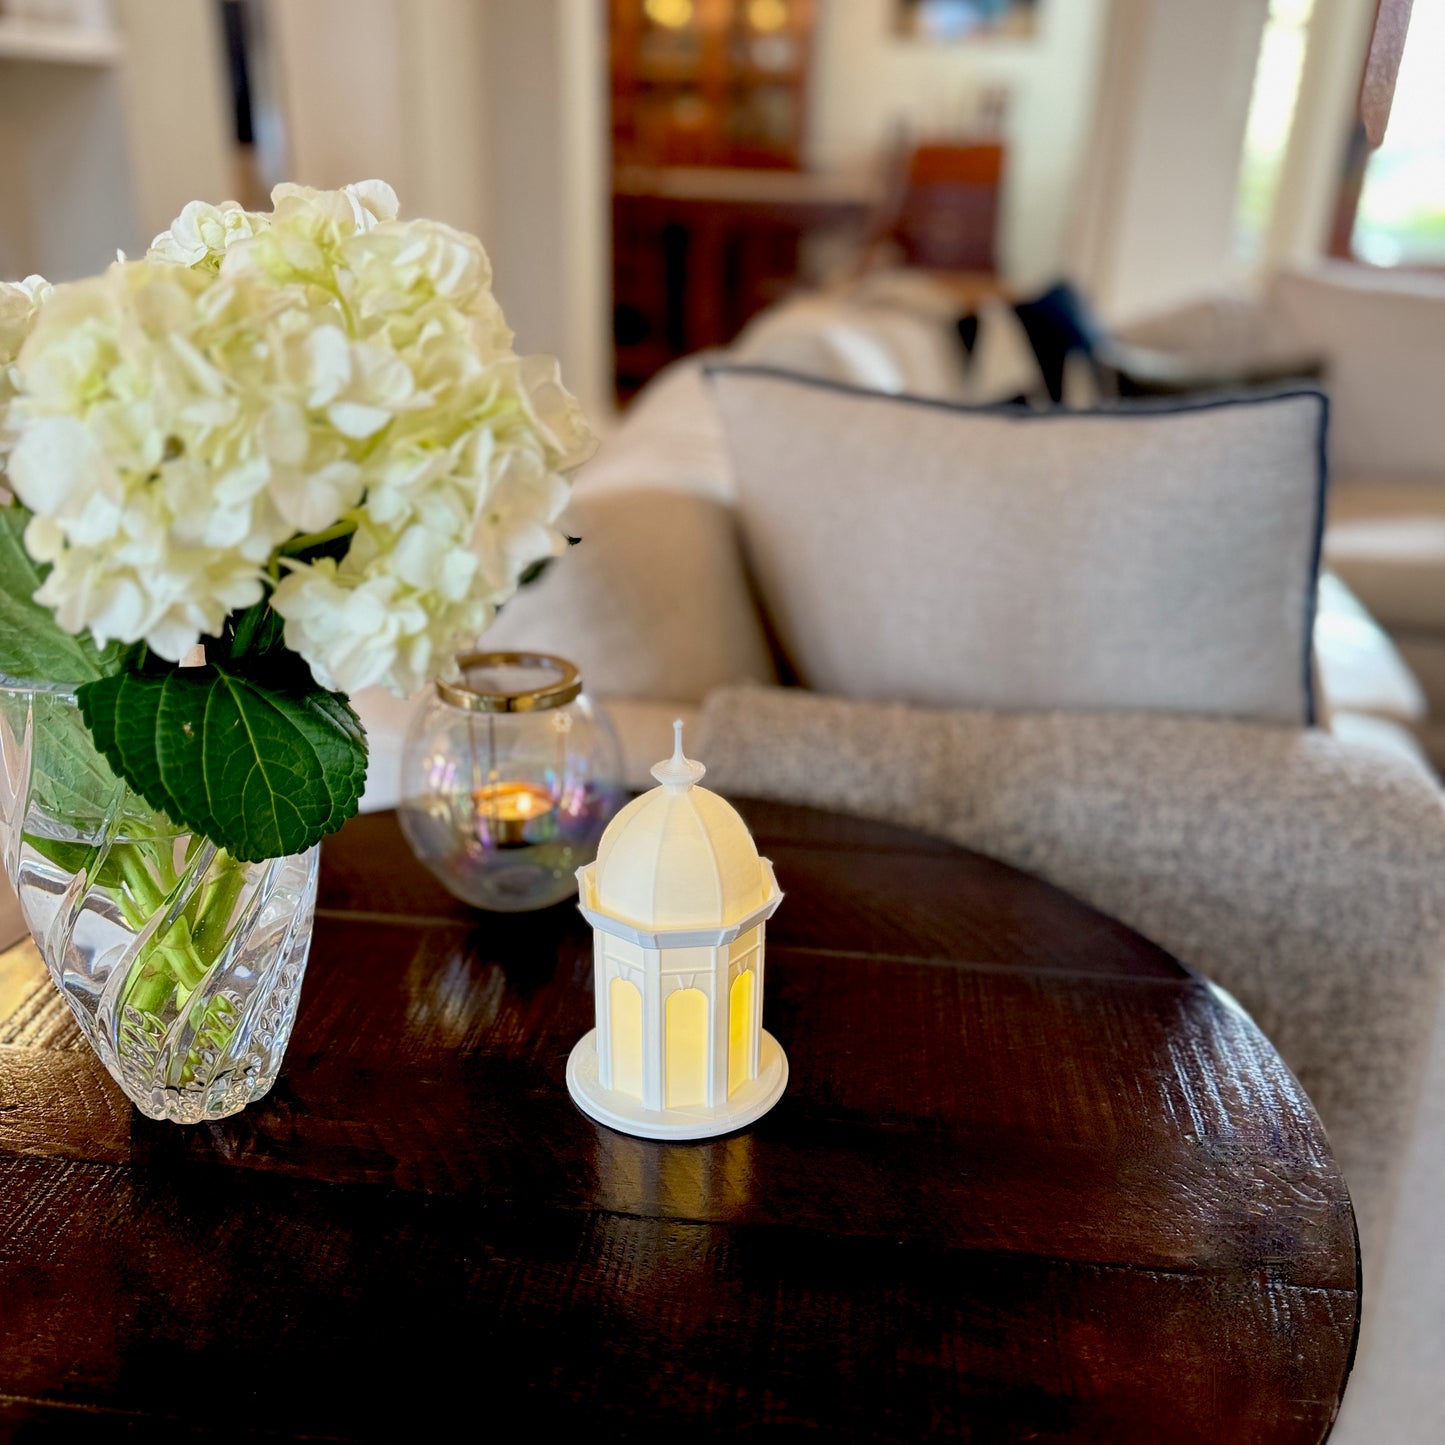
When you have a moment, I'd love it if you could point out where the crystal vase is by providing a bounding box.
[0,680,318,1123]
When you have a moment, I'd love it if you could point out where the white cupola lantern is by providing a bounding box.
[566,721,788,1140]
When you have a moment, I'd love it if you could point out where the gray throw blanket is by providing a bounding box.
[697,684,1445,1257]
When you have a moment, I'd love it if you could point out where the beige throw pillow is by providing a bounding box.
[710,367,1327,724]
[481,487,777,706]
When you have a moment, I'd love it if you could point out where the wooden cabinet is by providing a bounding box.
[611,166,873,401]
[610,0,848,402]
[610,0,813,171]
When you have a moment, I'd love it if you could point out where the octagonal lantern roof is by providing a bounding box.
[588,722,774,933]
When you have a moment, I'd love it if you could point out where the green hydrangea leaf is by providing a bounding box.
[224,598,289,661]
[20,833,131,891]
[0,506,127,683]
[77,663,368,862]
[27,692,138,829]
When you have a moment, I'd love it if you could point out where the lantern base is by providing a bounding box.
[566,1029,788,1141]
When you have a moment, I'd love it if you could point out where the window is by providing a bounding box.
[1235,0,1317,265]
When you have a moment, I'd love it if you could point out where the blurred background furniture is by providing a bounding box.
[455,271,1437,786]
[860,135,1007,286]
[611,162,874,402]
[611,0,860,401]
[609,0,814,172]
[607,1,1018,402]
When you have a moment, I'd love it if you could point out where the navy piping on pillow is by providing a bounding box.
[1303,393,1330,729]
[704,363,1331,728]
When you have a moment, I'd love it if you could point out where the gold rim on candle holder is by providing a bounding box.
[437,652,583,714]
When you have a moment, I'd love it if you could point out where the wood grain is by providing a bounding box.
[0,803,1359,1442]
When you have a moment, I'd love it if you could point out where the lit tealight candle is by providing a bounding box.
[473,779,557,847]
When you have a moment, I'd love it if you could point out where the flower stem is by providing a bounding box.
[277,520,357,557]
[112,843,249,1018]
[191,856,247,970]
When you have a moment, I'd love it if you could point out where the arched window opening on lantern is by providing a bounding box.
[729,969,755,1097]
[666,987,709,1107]
[610,976,644,1098]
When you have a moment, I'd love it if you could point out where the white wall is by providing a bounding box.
[396,0,490,241]
[0,60,137,280]
[1068,0,1270,321]
[807,0,1110,288]
[0,0,232,282]
[480,0,608,419]
[268,0,408,195]
[271,0,491,236]
[113,0,234,243]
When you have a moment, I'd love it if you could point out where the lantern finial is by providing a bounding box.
[651,718,706,792]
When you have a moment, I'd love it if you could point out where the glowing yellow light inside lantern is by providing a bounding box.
[665,987,709,1107]
[728,968,755,1096]
[645,0,694,29]
[610,976,643,1097]
[747,0,788,33]
[473,779,556,845]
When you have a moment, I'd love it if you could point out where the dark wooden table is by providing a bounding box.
[0,802,1359,1443]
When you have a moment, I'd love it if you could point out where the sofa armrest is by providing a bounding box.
[697,684,1445,1256]
[1316,571,1428,727]
[1111,287,1317,374]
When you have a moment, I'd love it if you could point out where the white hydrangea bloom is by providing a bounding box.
[148,200,267,270]
[267,218,593,696]
[0,275,51,366]
[7,264,296,655]
[4,182,596,690]
[0,276,51,473]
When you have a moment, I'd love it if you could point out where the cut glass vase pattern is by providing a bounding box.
[0,681,318,1123]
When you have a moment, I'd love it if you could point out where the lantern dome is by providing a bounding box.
[591,723,771,932]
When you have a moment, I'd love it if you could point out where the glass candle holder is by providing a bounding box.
[398,653,624,912]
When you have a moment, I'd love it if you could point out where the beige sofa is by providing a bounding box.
[369,272,1429,790]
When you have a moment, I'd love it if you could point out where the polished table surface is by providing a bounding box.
[0,803,1358,1442]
